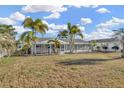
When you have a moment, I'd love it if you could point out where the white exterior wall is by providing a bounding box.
[31,43,91,55]
[96,41,122,52]
[30,39,123,55]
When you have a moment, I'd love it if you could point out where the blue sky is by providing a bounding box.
[1,5,124,40]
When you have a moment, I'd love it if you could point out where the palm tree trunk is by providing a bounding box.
[70,42,72,53]
[69,38,72,53]
[92,46,94,52]
[70,41,74,53]
[69,35,74,53]
[72,37,75,53]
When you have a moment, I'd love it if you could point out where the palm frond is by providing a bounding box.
[78,32,83,39]
[57,30,68,38]
[23,18,33,28]
[33,19,48,34]
[19,31,29,41]
[67,22,71,30]
[47,39,61,48]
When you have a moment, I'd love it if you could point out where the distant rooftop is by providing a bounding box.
[90,38,119,42]
[38,38,89,44]
[37,37,120,44]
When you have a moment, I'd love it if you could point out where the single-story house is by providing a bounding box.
[30,38,91,55]
[17,38,123,55]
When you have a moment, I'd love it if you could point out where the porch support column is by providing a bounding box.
[40,44,42,54]
[50,44,52,54]
[64,44,65,53]
[77,44,78,53]
[75,44,77,53]
[31,44,33,55]
[35,44,36,55]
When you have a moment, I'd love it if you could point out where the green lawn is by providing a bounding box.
[0,53,124,87]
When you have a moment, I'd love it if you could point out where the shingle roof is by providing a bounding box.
[38,37,120,44]
[38,38,89,44]
[36,39,67,44]
[90,38,119,43]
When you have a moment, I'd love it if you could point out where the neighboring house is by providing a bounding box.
[91,38,122,52]
[18,38,123,55]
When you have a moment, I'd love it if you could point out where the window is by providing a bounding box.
[112,46,119,50]
[36,45,41,48]
[61,45,64,51]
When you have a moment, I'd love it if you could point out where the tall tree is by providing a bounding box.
[19,18,48,52]
[113,28,124,57]
[57,22,83,53]
[47,38,61,54]
[0,25,16,57]
[90,41,97,52]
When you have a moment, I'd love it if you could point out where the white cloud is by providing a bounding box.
[84,29,114,40]
[42,20,67,30]
[13,26,28,34]
[84,17,124,40]
[72,5,98,8]
[13,26,31,40]
[22,5,67,13]
[0,11,26,25]
[43,12,60,19]
[49,23,67,30]
[0,17,16,25]
[10,11,25,21]
[42,20,49,25]
[42,20,85,39]
[79,26,85,32]
[96,8,111,14]
[81,17,92,25]
[42,20,67,36]
[96,17,124,29]
[76,24,85,32]
[48,23,85,31]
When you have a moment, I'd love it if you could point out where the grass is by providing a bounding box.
[0,52,124,87]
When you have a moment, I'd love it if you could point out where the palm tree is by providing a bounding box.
[57,22,83,53]
[0,25,16,57]
[90,41,97,52]
[47,38,61,54]
[19,18,48,54]
[0,25,16,35]
[20,31,39,50]
[113,28,124,57]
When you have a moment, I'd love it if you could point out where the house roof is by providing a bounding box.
[34,37,120,45]
[37,38,89,44]
[61,39,89,43]
[36,38,67,44]
[90,38,119,43]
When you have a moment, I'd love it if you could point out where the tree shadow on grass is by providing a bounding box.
[57,57,122,66]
